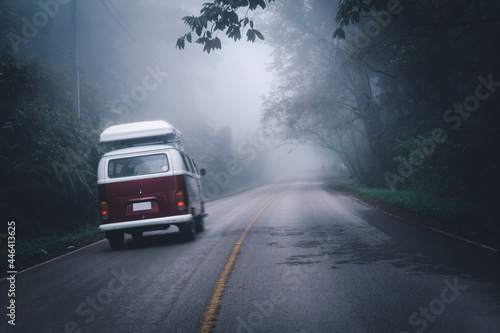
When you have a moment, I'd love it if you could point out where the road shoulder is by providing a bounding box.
[323,181,499,253]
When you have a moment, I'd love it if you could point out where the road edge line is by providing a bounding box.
[347,195,498,253]
[0,239,106,281]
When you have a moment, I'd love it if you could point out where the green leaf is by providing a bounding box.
[203,41,211,54]
[234,27,241,41]
[249,0,266,10]
[215,21,225,31]
[199,16,208,28]
[332,28,345,39]
[176,38,185,50]
[200,3,211,14]
[227,27,241,41]
[249,0,258,10]
[228,11,239,24]
[352,12,359,23]
[214,37,222,49]
[247,29,256,42]
[253,29,264,40]
[186,32,192,43]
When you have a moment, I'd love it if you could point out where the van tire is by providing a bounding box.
[179,221,196,241]
[195,215,205,233]
[107,232,124,250]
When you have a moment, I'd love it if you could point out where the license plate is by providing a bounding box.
[133,201,152,211]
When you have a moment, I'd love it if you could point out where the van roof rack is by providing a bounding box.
[100,120,184,151]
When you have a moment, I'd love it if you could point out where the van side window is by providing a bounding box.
[108,160,123,178]
[186,156,196,174]
[108,154,169,178]
[180,153,191,173]
[190,157,199,175]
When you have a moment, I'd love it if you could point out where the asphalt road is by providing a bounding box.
[2,171,500,333]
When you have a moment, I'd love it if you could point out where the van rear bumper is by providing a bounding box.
[99,214,193,232]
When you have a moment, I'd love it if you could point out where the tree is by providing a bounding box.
[0,53,103,238]
[176,0,274,53]
[183,0,500,208]
[259,0,381,183]
[176,0,404,53]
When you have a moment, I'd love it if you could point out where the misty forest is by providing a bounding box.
[1,0,499,244]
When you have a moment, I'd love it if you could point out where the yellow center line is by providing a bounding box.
[200,199,274,333]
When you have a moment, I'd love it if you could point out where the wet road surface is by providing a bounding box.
[2,172,500,332]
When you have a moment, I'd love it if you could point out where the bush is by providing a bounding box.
[0,53,102,239]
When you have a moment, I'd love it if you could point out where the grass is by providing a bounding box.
[0,225,101,272]
[336,181,462,220]
[333,177,499,250]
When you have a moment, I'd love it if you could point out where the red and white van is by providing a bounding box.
[97,120,206,249]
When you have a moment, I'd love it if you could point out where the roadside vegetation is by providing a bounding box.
[0,52,103,239]
[183,0,500,238]
[337,179,461,219]
[0,50,263,267]
[0,6,265,266]
[1,1,499,268]
[0,225,100,274]
[332,177,499,249]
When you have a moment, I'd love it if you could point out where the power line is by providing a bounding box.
[100,0,167,67]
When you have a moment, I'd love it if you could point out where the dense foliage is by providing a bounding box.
[2,0,499,240]
[176,0,275,53]
[0,50,265,238]
[262,0,500,200]
[0,52,102,238]
[0,1,271,240]
[184,0,500,227]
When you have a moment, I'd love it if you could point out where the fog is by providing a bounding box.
[79,0,330,186]
[74,0,323,181]
[119,2,273,134]
[2,2,500,329]
[3,0,497,203]
[85,0,272,132]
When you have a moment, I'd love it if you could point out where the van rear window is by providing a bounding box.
[108,154,169,178]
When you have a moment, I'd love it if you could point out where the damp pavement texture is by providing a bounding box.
[2,171,499,333]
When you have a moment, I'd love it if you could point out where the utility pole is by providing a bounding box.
[72,0,81,124]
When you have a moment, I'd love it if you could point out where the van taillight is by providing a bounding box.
[176,192,184,211]
[100,202,109,219]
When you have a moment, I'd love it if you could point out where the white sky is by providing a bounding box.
[179,0,275,136]
[140,0,276,138]
[195,41,273,135]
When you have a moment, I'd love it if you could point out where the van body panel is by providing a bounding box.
[97,121,205,247]
[99,213,193,232]
[98,175,179,224]
[97,148,204,230]
[169,149,186,171]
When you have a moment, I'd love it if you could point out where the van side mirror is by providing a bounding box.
[200,168,206,176]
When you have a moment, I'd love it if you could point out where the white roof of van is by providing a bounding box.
[102,144,174,157]
[100,120,180,143]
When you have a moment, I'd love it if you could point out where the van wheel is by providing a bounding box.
[179,221,196,241]
[195,215,205,233]
[131,232,143,242]
[107,232,124,250]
